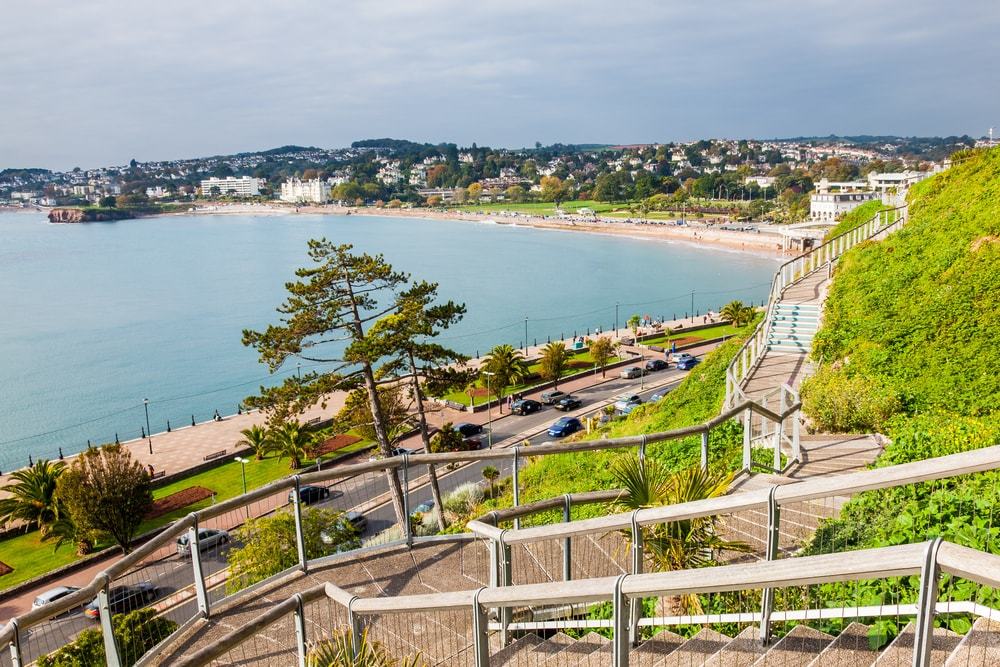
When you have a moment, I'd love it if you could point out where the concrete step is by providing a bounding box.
[806,622,877,667]
[524,632,576,665]
[656,628,733,666]
[943,616,1000,666]
[704,625,767,667]
[541,631,605,666]
[873,622,962,667]
[753,625,833,666]
[630,629,686,667]
[492,633,544,665]
[768,345,812,353]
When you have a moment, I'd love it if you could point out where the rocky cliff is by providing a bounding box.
[48,208,136,223]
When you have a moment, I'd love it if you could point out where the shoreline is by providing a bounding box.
[152,202,788,257]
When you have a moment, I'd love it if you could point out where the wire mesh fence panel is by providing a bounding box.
[570,533,629,580]
[202,611,300,667]
[357,609,477,666]
[205,484,297,604]
[320,467,406,548]
[17,605,98,667]
[715,508,769,563]
[303,596,353,661]
[936,575,1000,667]
[102,533,197,664]
[777,495,844,559]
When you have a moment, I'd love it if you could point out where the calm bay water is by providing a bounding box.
[0,211,778,471]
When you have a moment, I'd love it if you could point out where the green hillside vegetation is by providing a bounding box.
[446,336,750,529]
[800,147,1000,638]
[805,147,1000,425]
[823,200,890,240]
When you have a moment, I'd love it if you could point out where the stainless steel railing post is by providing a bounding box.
[188,515,211,618]
[292,475,308,572]
[97,573,123,667]
[913,538,944,667]
[562,494,573,582]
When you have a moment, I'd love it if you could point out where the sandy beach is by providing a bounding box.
[156,202,789,256]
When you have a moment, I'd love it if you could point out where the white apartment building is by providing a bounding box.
[279,178,329,204]
[200,176,260,198]
[809,190,880,222]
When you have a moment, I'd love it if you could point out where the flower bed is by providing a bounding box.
[146,486,215,520]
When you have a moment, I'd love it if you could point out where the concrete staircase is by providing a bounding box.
[768,302,820,354]
[489,620,999,666]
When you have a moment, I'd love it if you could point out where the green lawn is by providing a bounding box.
[0,436,372,591]
[639,321,752,347]
[442,350,622,406]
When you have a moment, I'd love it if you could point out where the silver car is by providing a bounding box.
[177,528,230,555]
[33,585,80,610]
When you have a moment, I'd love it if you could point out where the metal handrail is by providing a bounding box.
[724,204,908,408]
[0,394,797,655]
[467,444,1000,545]
[185,538,1000,666]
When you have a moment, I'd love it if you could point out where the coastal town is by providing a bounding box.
[2,135,973,255]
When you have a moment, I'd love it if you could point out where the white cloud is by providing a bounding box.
[0,0,997,168]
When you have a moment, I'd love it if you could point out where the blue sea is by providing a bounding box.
[0,211,778,471]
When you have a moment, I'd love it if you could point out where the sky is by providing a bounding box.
[1,0,998,170]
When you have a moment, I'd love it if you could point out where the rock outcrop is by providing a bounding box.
[48,208,136,223]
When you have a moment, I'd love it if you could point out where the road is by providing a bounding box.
[10,346,715,661]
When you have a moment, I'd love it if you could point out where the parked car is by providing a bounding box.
[412,500,434,515]
[554,396,582,411]
[619,403,641,416]
[511,398,542,415]
[289,485,330,505]
[649,391,667,403]
[321,511,368,545]
[674,353,700,370]
[547,417,583,438]
[463,437,485,450]
[84,583,158,619]
[540,390,567,405]
[33,586,80,610]
[619,366,646,379]
[613,393,642,412]
[368,446,417,461]
[454,422,483,437]
[645,359,669,372]
[177,528,230,556]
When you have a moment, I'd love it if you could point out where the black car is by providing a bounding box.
[645,359,669,372]
[290,485,330,505]
[454,422,483,437]
[84,582,158,619]
[554,396,582,411]
[511,399,542,415]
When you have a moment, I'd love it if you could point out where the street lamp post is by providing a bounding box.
[234,457,249,518]
[296,362,301,379]
[482,371,495,449]
[524,318,528,354]
[143,398,152,455]
[615,302,619,338]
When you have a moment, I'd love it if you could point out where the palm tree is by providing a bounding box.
[721,300,753,327]
[539,341,569,390]
[270,421,315,470]
[0,459,66,534]
[481,344,528,413]
[41,513,94,556]
[482,466,500,499]
[610,457,751,615]
[236,424,273,460]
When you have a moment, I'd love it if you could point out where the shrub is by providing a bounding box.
[307,629,424,666]
[37,608,177,667]
[800,365,902,433]
[442,482,483,517]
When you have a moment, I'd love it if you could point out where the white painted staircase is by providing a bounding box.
[767,302,820,354]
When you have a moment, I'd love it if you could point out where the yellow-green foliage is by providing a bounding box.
[823,200,890,240]
[809,147,1000,421]
[801,364,902,433]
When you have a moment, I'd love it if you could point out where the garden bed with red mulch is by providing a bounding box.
[0,562,12,576]
[313,434,362,457]
[146,486,215,520]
